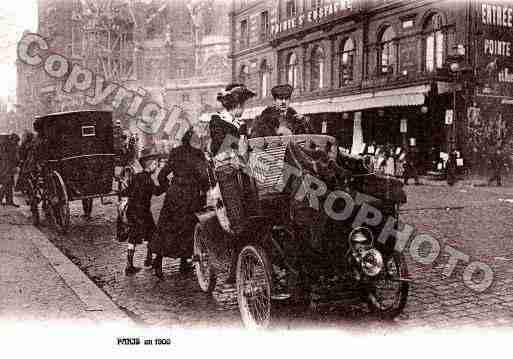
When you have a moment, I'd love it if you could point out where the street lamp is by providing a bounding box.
[445,50,473,185]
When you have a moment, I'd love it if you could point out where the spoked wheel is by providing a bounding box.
[236,244,272,329]
[47,171,70,233]
[365,252,409,320]
[193,223,217,293]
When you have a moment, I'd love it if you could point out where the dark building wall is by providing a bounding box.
[232,0,475,101]
[231,0,277,109]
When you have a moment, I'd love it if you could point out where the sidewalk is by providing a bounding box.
[406,175,510,187]
[0,204,133,326]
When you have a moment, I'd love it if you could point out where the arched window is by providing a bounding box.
[311,46,325,90]
[239,65,249,84]
[340,38,355,86]
[378,26,396,75]
[260,60,270,98]
[286,52,299,89]
[424,14,445,72]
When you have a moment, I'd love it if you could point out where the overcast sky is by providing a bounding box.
[0,0,38,100]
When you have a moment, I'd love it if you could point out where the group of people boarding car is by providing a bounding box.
[119,82,318,278]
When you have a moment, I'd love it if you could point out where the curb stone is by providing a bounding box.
[14,205,134,326]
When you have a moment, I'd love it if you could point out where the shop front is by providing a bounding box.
[240,81,456,176]
[290,83,451,175]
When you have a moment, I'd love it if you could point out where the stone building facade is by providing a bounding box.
[17,0,230,144]
[231,0,513,173]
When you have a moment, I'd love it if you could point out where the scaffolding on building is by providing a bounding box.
[75,0,136,82]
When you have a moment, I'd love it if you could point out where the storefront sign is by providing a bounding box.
[467,106,481,125]
[351,111,363,155]
[477,2,513,97]
[400,118,408,133]
[271,0,356,37]
[321,120,327,134]
[445,109,453,125]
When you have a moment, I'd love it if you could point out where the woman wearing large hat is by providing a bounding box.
[210,83,256,157]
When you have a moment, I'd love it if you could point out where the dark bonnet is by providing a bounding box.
[217,83,256,109]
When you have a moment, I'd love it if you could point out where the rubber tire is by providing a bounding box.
[193,223,217,293]
[236,244,273,329]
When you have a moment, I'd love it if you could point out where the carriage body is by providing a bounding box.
[34,110,115,200]
[30,110,117,232]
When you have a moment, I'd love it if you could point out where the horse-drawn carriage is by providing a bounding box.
[28,110,118,232]
[192,125,410,328]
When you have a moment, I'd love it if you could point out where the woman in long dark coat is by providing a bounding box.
[151,128,210,278]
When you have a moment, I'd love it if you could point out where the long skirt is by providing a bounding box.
[150,182,202,259]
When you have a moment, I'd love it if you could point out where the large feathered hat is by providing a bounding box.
[217,83,256,108]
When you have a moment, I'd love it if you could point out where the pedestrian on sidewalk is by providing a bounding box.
[488,147,505,186]
[120,147,166,276]
[447,150,458,186]
[403,144,420,185]
[150,127,209,279]
[15,130,35,195]
[0,133,20,207]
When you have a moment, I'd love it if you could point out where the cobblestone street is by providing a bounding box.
[14,181,513,330]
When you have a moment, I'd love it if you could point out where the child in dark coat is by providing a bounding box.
[121,147,166,276]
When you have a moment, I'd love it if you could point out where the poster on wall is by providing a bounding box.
[478,2,513,98]
[467,106,481,126]
[445,109,454,125]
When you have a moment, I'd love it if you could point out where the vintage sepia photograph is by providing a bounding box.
[1,0,513,356]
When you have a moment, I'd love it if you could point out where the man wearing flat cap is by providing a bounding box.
[251,84,312,138]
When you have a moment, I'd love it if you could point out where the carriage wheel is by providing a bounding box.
[47,171,70,233]
[236,244,272,329]
[193,223,217,293]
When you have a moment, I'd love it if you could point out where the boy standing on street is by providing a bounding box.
[121,147,166,276]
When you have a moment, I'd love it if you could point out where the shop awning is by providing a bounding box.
[240,84,432,118]
[294,84,431,114]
